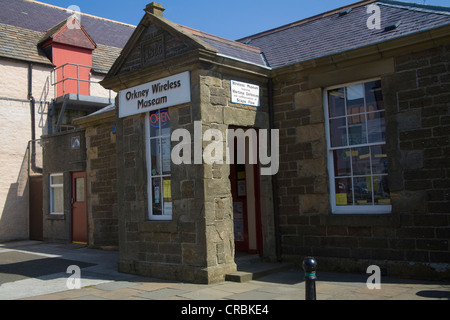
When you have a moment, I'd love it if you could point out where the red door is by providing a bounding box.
[72,172,87,244]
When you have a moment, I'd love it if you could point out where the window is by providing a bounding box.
[325,79,391,214]
[145,109,172,220]
[50,173,64,214]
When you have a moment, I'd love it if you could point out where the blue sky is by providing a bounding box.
[42,0,450,40]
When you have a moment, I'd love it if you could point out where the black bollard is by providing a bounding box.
[302,257,317,300]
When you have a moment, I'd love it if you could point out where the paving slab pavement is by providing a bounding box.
[1,240,449,302]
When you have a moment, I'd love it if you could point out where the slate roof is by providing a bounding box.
[180,26,268,67]
[0,0,135,70]
[5,0,448,75]
[0,23,50,65]
[237,0,450,69]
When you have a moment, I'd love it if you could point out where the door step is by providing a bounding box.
[226,255,293,283]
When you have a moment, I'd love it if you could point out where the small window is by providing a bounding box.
[50,173,64,214]
[145,109,172,220]
[325,80,391,214]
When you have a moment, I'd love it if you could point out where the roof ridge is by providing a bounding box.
[236,0,379,42]
[26,0,136,28]
[38,14,97,48]
[179,24,261,53]
[378,0,450,15]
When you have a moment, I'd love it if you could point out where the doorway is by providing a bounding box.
[229,129,263,255]
[71,171,87,244]
[29,176,43,241]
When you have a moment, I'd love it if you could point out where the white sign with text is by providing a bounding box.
[231,80,260,107]
[119,71,191,118]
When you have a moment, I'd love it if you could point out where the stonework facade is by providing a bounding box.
[271,43,450,280]
[96,2,450,282]
[75,108,119,249]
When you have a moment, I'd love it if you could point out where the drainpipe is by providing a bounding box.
[267,78,282,262]
[28,63,43,174]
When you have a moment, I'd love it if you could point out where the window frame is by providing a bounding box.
[49,173,64,215]
[145,110,172,221]
[324,78,392,215]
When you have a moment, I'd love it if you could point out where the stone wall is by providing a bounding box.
[116,98,216,282]
[115,67,273,283]
[82,112,118,249]
[42,129,86,242]
[272,43,450,280]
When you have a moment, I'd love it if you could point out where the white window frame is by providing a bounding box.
[145,110,172,221]
[324,78,392,215]
[50,173,64,215]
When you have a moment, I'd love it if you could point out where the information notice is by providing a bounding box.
[231,80,260,107]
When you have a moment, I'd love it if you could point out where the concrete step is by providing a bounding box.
[226,255,293,283]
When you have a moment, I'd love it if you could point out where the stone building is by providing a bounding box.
[1,0,449,284]
[100,1,450,283]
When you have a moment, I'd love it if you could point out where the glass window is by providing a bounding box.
[50,173,64,214]
[75,178,85,202]
[146,109,172,220]
[326,80,391,214]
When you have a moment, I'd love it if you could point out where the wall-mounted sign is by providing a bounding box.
[119,71,191,118]
[231,80,260,107]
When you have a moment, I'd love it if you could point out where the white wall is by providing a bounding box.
[0,59,52,241]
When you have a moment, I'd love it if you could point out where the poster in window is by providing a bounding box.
[336,193,347,206]
[162,136,171,173]
[233,202,243,220]
[163,179,172,199]
[163,202,172,216]
[234,221,244,242]
[154,179,160,204]
[237,180,246,197]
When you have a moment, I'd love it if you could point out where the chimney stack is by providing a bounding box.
[145,2,165,17]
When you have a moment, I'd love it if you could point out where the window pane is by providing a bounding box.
[162,136,171,174]
[75,178,85,202]
[149,110,160,137]
[330,117,347,147]
[367,111,385,143]
[346,84,365,116]
[328,87,346,117]
[371,145,388,174]
[162,177,172,216]
[51,175,63,185]
[352,147,371,176]
[348,114,367,145]
[52,186,64,213]
[365,80,384,112]
[333,149,351,177]
[150,138,161,176]
[335,177,352,206]
[151,178,162,215]
[346,84,364,101]
[354,176,372,205]
[373,175,391,205]
[149,108,171,137]
[159,109,171,134]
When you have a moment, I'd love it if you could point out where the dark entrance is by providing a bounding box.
[29,176,43,241]
[229,128,263,255]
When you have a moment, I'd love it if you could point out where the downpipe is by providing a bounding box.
[28,63,43,174]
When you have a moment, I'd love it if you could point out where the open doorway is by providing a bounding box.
[229,128,263,255]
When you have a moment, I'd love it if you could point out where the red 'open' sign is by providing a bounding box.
[150,109,170,127]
